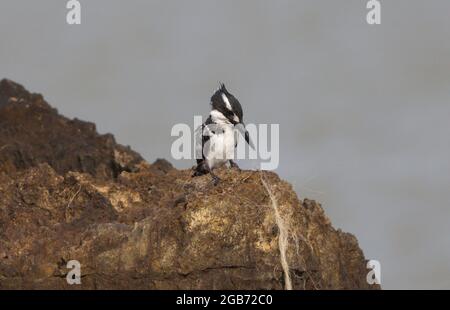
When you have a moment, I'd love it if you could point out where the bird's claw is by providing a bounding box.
[229,160,240,170]
[211,175,220,186]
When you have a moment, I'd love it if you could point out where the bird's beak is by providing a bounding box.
[237,122,255,150]
[244,129,255,150]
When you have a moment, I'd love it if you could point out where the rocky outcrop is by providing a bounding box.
[0,79,143,179]
[0,79,378,289]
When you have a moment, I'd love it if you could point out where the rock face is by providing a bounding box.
[0,79,377,289]
[0,79,143,179]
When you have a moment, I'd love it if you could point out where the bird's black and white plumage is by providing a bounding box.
[193,83,253,185]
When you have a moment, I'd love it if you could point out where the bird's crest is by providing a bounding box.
[218,82,228,94]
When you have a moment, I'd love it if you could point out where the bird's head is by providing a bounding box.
[210,83,254,149]
[210,83,243,125]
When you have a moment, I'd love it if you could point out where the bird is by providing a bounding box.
[193,83,254,185]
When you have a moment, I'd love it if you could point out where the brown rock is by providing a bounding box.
[0,79,379,289]
[0,79,143,179]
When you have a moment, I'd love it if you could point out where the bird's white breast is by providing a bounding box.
[205,123,235,170]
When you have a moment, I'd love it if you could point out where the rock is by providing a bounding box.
[0,79,143,179]
[0,79,378,289]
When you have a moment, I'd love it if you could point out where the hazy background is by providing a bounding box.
[1,0,449,289]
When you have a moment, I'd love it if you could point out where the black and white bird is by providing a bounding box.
[193,83,253,185]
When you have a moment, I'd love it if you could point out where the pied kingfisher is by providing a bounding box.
[193,83,253,185]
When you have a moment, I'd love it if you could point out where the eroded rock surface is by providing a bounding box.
[0,80,377,289]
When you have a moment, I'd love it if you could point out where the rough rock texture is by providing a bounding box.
[0,79,378,289]
[0,79,143,179]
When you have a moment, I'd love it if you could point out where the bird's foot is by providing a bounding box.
[229,160,240,170]
[210,172,221,186]
[192,163,209,177]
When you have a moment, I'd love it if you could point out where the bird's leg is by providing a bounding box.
[192,161,220,186]
[192,161,209,177]
[210,169,221,186]
[229,160,240,170]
